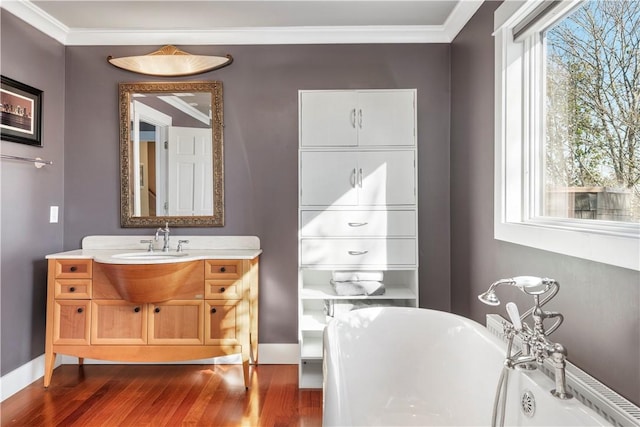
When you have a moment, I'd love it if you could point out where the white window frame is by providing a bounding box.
[494,0,640,271]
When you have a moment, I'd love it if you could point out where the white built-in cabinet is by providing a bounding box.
[298,89,419,388]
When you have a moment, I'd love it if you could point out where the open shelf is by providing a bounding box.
[299,360,323,389]
[300,283,416,300]
[300,334,323,359]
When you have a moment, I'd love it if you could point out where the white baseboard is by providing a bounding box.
[0,354,62,402]
[257,343,299,364]
[1,343,299,401]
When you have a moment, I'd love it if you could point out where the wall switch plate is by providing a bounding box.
[49,206,59,223]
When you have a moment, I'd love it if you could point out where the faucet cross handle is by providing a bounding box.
[140,239,154,252]
[177,240,189,253]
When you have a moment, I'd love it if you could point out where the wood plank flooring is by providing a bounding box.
[1,364,323,426]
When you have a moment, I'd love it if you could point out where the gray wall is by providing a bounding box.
[451,1,640,405]
[0,12,65,375]
[1,10,451,374]
[63,44,452,344]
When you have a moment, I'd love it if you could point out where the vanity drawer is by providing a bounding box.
[205,279,242,299]
[55,279,92,299]
[204,260,243,279]
[300,238,416,266]
[54,259,92,279]
[300,210,416,237]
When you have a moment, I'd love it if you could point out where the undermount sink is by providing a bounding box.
[96,258,200,303]
[112,251,190,260]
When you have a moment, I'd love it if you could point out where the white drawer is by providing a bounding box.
[300,238,416,266]
[300,210,416,237]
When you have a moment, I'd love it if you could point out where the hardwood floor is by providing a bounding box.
[1,364,323,426]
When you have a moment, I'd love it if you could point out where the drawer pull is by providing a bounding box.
[134,307,141,313]
[220,267,226,273]
[348,222,368,227]
[69,287,76,292]
[348,250,369,256]
[211,308,217,314]
[220,287,226,293]
[70,266,77,272]
[77,307,84,314]
[154,307,161,313]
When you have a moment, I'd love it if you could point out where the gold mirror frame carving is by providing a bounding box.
[119,81,224,227]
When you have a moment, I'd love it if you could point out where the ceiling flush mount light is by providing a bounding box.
[107,45,233,77]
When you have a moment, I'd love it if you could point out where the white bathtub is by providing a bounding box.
[323,307,611,426]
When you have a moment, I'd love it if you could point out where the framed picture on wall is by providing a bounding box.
[1,76,43,146]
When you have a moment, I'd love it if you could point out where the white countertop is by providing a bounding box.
[46,235,262,264]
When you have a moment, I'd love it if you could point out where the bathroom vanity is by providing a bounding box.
[44,236,260,389]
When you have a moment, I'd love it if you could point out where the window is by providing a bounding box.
[494,0,639,271]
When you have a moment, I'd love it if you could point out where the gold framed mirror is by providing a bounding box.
[119,81,224,227]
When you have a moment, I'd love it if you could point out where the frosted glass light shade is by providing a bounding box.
[108,45,233,77]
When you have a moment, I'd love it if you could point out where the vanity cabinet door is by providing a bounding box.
[53,300,91,345]
[148,301,204,345]
[91,300,147,345]
[205,300,242,346]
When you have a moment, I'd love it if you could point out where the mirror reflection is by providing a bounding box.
[119,82,224,227]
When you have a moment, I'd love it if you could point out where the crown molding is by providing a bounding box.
[1,0,69,44]
[1,0,484,45]
[443,0,484,41]
[63,25,452,46]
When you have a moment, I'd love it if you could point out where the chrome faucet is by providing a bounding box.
[479,276,572,400]
[155,222,171,252]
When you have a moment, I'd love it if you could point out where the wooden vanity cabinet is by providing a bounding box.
[204,259,249,349]
[45,256,259,389]
[50,259,93,346]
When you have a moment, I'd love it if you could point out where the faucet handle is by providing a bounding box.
[140,239,154,252]
[177,239,189,252]
[506,302,523,331]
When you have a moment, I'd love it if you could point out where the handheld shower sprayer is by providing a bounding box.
[478,276,556,306]
[478,276,562,336]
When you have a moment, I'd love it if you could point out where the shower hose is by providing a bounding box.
[491,334,515,427]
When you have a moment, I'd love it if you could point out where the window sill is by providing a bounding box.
[494,220,640,271]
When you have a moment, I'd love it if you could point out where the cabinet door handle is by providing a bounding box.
[351,108,356,128]
[77,307,84,314]
[134,307,141,313]
[358,168,363,188]
[70,266,77,272]
[211,308,217,314]
[220,287,226,293]
[69,287,76,292]
[358,109,363,129]
[348,222,368,227]
[348,250,369,256]
[154,307,161,313]
[220,267,226,273]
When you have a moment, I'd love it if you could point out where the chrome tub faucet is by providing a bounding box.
[479,276,572,400]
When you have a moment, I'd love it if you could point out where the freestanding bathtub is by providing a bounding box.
[323,307,612,427]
